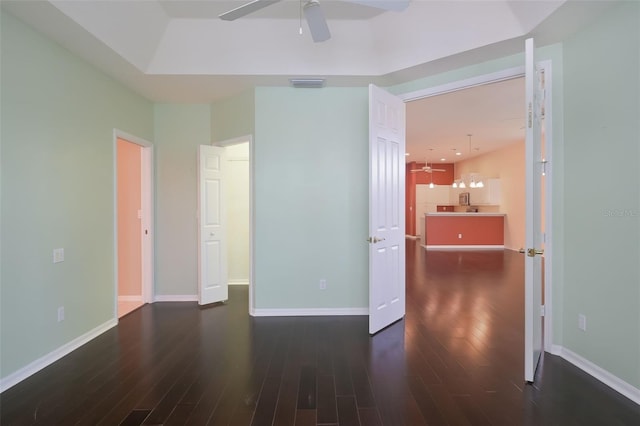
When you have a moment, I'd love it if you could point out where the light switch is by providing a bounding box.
[53,248,64,263]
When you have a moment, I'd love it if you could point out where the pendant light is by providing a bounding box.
[428,161,434,188]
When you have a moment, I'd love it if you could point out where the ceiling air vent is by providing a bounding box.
[289,78,326,89]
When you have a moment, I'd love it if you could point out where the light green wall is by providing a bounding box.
[153,104,212,295]
[253,87,369,309]
[0,12,153,378]
[562,1,640,388]
[211,90,255,143]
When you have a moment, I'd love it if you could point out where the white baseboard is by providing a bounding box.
[558,346,640,405]
[423,244,504,250]
[118,295,143,302]
[0,319,117,393]
[252,307,368,317]
[548,344,563,356]
[153,294,198,302]
[228,279,250,286]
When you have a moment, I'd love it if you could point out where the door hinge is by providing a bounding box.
[540,305,545,317]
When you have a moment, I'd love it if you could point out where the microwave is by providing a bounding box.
[459,192,470,206]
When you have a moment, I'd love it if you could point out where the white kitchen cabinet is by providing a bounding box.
[470,178,501,205]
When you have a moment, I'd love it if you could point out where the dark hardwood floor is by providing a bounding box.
[2,241,639,425]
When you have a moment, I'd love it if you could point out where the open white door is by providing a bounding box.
[524,38,545,382]
[368,84,406,335]
[198,145,228,305]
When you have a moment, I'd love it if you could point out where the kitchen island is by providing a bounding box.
[424,212,506,249]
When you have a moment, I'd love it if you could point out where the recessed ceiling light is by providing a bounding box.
[405,153,410,156]
[456,152,462,156]
[440,158,446,161]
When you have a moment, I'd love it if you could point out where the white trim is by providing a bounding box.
[228,279,250,286]
[539,59,554,353]
[559,346,640,406]
[400,66,525,102]
[0,319,117,393]
[405,235,420,240]
[140,145,154,305]
[253,307,369,317]
[548,344,563,356]
[212,135,255,317]
[117,295,143,302]
[153,295,198,302]
[423,245,504,250]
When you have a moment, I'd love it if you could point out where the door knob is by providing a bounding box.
[367,236,386,244]
[528,248,544,257]
[519,248,544,257]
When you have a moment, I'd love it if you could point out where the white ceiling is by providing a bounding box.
[1,0,617,161]
[406,76,525,164]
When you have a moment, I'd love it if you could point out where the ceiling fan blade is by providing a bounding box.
[219,0,282,21]
[303,0,331,43]
[345,0,410,12]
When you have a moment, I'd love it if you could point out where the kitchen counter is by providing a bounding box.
[424,213,505,249]
[426,212,506,217]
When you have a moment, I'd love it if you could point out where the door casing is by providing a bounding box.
[213,135,255,315]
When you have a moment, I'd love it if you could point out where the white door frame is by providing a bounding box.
[212,135,255,316]
[398,65,555,352]
[113,129,155,318]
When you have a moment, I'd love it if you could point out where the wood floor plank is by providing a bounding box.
[316,374,337,424]
[336,396,360,426]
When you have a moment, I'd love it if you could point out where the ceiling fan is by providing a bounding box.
[219,0,410,43]
[410,164,446,173]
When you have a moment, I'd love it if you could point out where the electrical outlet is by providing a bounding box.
[578,314,586,331]
[53,248,65,263]
[57,306,65,322]
[319,279,327,290]
[458,233,463,239]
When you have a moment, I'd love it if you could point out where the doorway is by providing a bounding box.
[212,135,254,314]
[399,65,554,354]
[114,130,154,318]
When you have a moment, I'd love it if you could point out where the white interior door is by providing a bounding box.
[524,38,545,382]
[368,84,406,335]
[198,145,228,305]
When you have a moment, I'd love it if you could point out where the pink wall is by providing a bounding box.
[454,141,525,250]
[117,138,142,296]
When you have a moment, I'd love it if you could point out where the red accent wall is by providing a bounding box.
[405,162,455,236]
[425,215,504,245]
[412,162,455,185]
